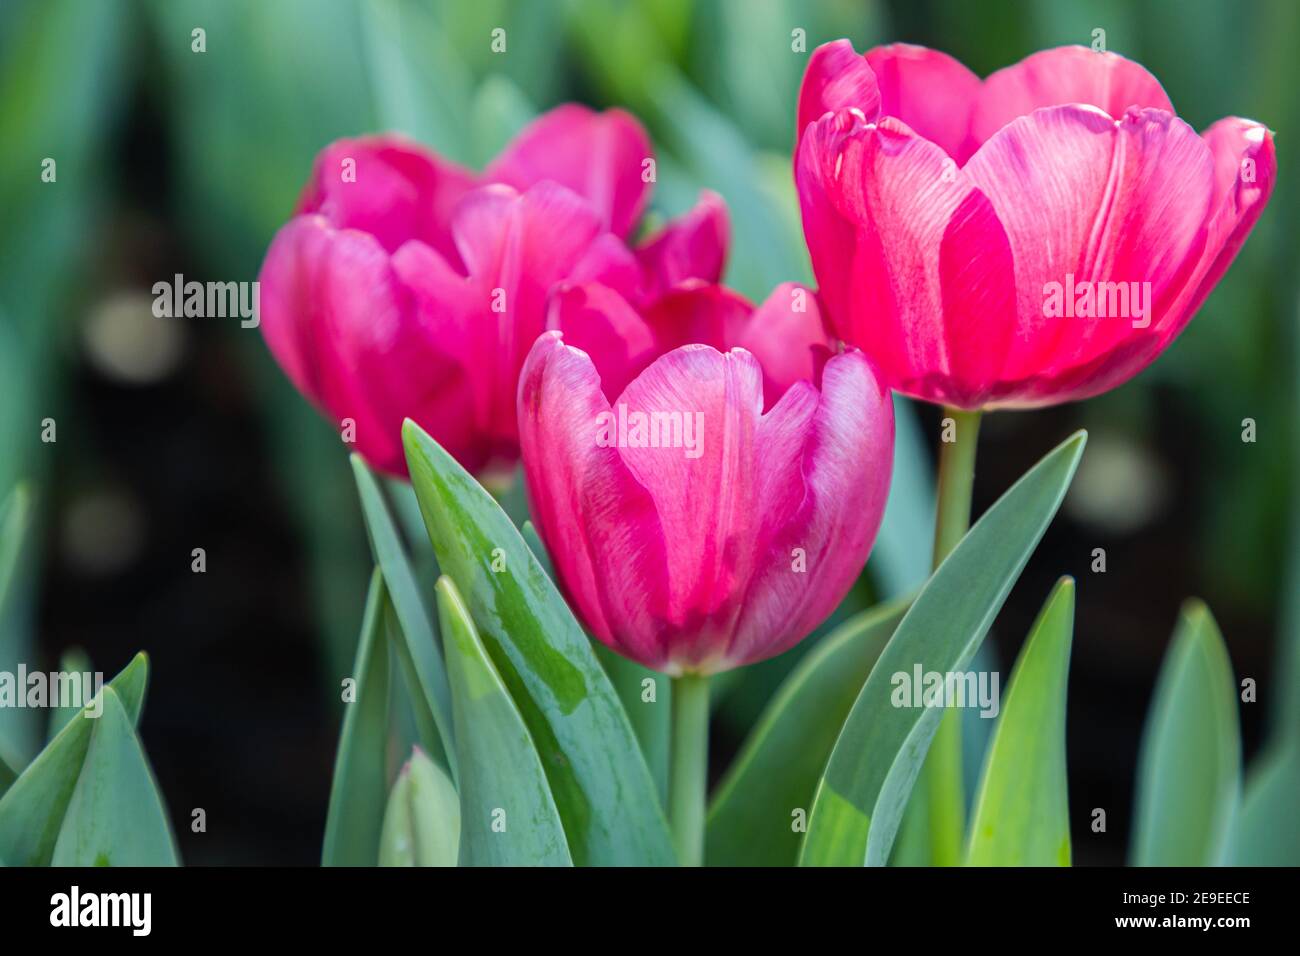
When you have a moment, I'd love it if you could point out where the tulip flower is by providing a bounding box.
[518,305,891,865]
[517,308,891,677]
[258,105,729,476]
[795,41,1276,409]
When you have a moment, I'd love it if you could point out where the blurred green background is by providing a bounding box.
[0,0,1294,864]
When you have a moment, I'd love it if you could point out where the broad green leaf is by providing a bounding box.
[352,456,454,773]
[708,597,909,866]
[0,653,148,866]
[1235,741,1300,865]
[966,578,1075,866]
[436,576,570,866]
[379,746,459,867]
[47,647,92,742]
[800,431,1087,866]
[51,687,178,866]
[322,569,391,867]
[524,519,672,806]
[404,420,674,866]
[1132,601,1240,866]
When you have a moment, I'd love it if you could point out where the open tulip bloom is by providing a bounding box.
[258,105,728,477]
[796,41,1276,411]
[231,40,1279,871]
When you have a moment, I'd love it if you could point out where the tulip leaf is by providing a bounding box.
[708,597,909,866]
[0,652,148,866]
[47,647,92,742]
[0,482,29,615]
[1131,601,1240,866]
[379,746,460,867]
[404,420,674,865]
[436,575,570,866]
[524,519,672,806]
[966,578,1075,866]
[352,456,454,775]
[51,686,178,866]
[800,431,1087,866]
[321,568,391,867]
[1235,740,1300,865]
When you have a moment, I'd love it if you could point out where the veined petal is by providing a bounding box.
[517,332,671,667]
[486,104,653,238]
[797,40,881,143]
[970,45,1173,149]
[865,43,982,161]
[963,105,1213,393]
[634,191,730,302]
[726,349,893,667]
[296,135,475,267]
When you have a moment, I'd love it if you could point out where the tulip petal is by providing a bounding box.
[296,136,475,267]
[796,110,976,394]
[865,43,982,161]
[546,283,659,403]
[797,40,881,142]
[970,46,1173,150]
[1180,118,1277,323]
[634,191,730,301]
[517,332,671,665]
[449,182,611,445]
[486,104,653,238]
[259,217,473,474]
[963,105,1214,397]
[726,350,893,667]
[612,346,765,672]
[734,283,831,407]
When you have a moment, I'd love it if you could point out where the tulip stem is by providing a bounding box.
[669,673,710,866]
[925,406,982,866]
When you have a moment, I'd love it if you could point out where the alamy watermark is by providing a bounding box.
[891,665,1000,718]
[152,274,260,328]
[1043,274,1152,328]
[0,666,106,717]
[595,404,704,459]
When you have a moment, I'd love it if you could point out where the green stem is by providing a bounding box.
[669,673,709,866]
[925,407,981,865]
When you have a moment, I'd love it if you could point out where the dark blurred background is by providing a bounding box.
[0,0,1294,864]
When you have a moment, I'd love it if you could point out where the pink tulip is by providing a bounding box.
[259,106,728,476]
[517,294,893,675]
[796,41,1276,409]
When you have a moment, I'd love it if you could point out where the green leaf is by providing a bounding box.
[1235,741,1300,865]
[352,456,454,774]
[51,686,178,866]
[47,647,92,742]
[379,746,459,867]
[966,578,1075,866]
[0,483,30,615]
[436,575,570,866]
[800,431,1087,866]
[0,653,148,866]
[593,644,672,808]
[404,420,674,865]
[321,568,391,867]
[524,520,672,806]
[1131,601,1240,866]
[708,597,909,866]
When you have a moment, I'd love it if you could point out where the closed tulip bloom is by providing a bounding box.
[796,41,1276,409]
[259,106,728,476]
[517,295,893,675]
